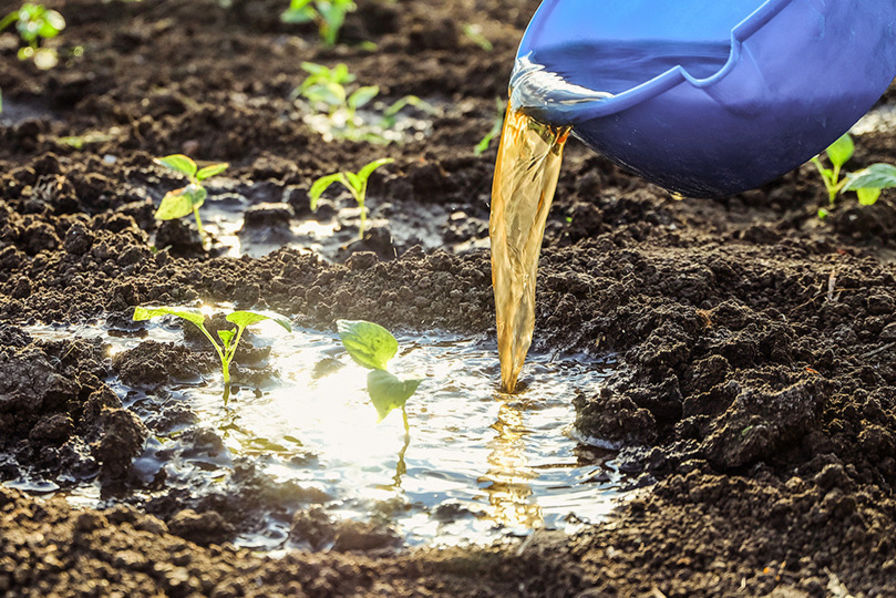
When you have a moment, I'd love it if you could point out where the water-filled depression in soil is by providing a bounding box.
[15,315,622,550]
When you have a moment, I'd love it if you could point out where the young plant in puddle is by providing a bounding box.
[133,306,291,398]
[153,154,228,238]
[811,133,896,217]
[281,0,356,47]
[0,3,66,70]
[295,62,435,143]
[309,158,393,238]
[336,319,422,435]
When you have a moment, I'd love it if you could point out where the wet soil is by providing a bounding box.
[2,0,896,595]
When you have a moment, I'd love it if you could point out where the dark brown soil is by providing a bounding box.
[2,0,896,596]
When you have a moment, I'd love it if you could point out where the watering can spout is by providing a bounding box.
[515,0,896,197]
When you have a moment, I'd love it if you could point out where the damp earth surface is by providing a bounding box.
[2,0,896,596]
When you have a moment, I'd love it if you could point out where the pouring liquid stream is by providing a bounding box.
[491,40,732,391]
[490,105,570,393]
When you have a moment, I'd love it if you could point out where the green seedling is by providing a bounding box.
[297,61,377,121]
[811,133,896,217]
[0,3,65,70]
[336,319,422,435]
[475,98,505,156]
[462,23,493,52]
[153,154,228,237]
[281,0,356,47]
[133,306,291,397]
[295,62,435,143]
[309,158,393,238]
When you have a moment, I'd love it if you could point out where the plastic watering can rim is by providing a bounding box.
[519,0,790,123]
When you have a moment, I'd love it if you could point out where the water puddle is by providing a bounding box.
[299,102,436,145]
[0,98,57,126]
[152,181,461,261]
[18,317,623,549]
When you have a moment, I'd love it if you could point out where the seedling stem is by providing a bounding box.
[309,158,393,238]
[133,307,291,399]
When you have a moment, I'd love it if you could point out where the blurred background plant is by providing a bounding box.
[281,0,356,46]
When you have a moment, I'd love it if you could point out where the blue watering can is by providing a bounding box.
[513,0,896,197]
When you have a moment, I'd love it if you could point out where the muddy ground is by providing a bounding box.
[2,0,896,596]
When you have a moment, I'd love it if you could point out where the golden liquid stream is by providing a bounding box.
[490,104,571,393]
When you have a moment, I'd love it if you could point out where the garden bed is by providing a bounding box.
[1,0,896,595]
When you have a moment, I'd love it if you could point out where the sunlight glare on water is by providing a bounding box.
[23,319,622,548]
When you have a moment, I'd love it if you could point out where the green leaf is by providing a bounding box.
[133,306,206,328]
[366,369,422,421]
[281,0,315,23]
[357,158,394,182]
[383,95,435,118]
[322,81,347,106]
[462,23,493,51]
[348,86,379,110]
[817,208,829,220]
[226,310,292,332]
[282,9,315,24]
[155,187,195,220]
[301,62,329,76]
[337,319,398,370]
[332,63,352,84]
[856,188,882,206]
[474,127,500,156]
[844,163,896,193]
[38,9,64,38]
[196,163,229,181]
[343,171,362,194]
[185,184,207,208]
[155,154,198,178]
[317,1,353,46]
[826,134,854,169]
[303,84,344,108]
[308,173,346,210]
[217,329,235,350]
[155,184,207,221]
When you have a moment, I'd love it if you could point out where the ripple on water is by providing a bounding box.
[18,318,625,549]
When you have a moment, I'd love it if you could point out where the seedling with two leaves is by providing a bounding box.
[309,158,393,238]
[153,154,228,238]
[133,306,291,401]
[337,320,422,436]
[0,3,65,70]
[811,133,896,218]
[295,62,435,143]
[281,0,356,47]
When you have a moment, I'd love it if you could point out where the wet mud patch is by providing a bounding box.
[2,0,896,595]
[9,318,624,551]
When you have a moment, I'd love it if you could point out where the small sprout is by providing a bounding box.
[475,98,506,156]
[336,319,422,433]
[153,154,228,238]
[810,133,895,211]
[294,62,435,143]
[281,0,356,47]
[133,306,291,396]
[0,3,65,70]
[462,23,493,52]
[379,95,435,131]
[309,158,393,238]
